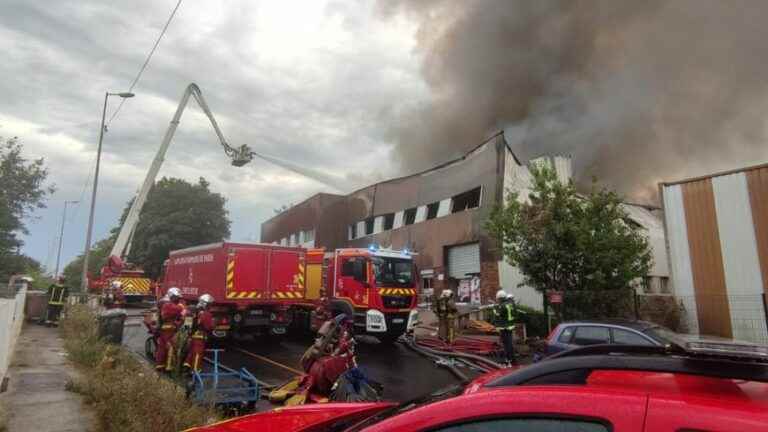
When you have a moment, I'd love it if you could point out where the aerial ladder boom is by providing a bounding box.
[110,83,254,260]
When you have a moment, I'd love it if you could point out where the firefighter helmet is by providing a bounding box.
[167,287,181,299]
[198,294,214,309]
[496,289,509,302]
[441,289,454,298]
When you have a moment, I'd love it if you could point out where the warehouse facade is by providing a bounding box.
[661,163,768,343]
[262,132,668,309]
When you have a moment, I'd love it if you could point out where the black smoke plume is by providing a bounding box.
[378,0,768,202]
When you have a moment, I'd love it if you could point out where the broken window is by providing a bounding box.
[383,213,395,230]
[451,187,481,213]
[365,217,374,235]
[349,224,357,240]
[426,202,439,220]
[404,207,417,225]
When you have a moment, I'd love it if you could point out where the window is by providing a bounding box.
[572,326,610,346]
[372,257,413,287]
[434,418,609,432]
[404,207,417,225]
[426,202,440,220]
[659,276,670,294]
[365,217,374,235]
[612,329,654,346]
[341,258,357,277]
[303,229,315,243]
[558,326,575,343]
[383,213,394,230]
[349,224,357,240]
[642,276,652,293]
[451,187,482,213]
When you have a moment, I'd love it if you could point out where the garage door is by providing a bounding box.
[447,243,480,279]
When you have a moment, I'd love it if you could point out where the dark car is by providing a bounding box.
[538,319,677,360]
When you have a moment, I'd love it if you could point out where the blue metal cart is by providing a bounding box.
[190,349,260,408]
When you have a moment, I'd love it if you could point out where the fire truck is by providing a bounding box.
[160,242,419,342]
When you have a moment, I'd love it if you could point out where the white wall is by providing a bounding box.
[0,287,26,381]
[663,184,699,334]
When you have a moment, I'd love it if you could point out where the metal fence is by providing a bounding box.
[675,293,768,345]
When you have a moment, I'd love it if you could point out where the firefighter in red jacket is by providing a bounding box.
[184,294,216,373]
[155,287,185,371]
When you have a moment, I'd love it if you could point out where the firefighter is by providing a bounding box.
[492,289,520,366]
[43,276,69,325]
[434,289,457,344]
[155,287,185,371]
[102,280,125,310]
[184,294,216,373]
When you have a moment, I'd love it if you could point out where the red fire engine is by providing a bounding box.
[160,242,419,342]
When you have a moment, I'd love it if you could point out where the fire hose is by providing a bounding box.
[410,336,504,371]
[402,337,470,384]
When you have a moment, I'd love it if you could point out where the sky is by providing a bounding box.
[1,0,425,272]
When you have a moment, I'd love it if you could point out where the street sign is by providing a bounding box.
[548,291,563,304]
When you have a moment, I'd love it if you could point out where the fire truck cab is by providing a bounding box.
[315,246,419,342]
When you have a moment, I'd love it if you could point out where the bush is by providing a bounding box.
[638,295,685,332]
[60,305,218,431]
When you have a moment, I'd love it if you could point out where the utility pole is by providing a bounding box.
[54,200,78,278]
[80,91,134,292]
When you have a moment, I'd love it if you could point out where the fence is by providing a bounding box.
[675,294,768,345]
[0,286,27,380]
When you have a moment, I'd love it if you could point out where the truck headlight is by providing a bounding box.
[233,313,243,323]
[366,309,387,333]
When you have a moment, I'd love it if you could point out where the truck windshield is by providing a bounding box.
[372,257,413,287]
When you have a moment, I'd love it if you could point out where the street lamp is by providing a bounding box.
[80,91,135,292]
[54,200,79,278]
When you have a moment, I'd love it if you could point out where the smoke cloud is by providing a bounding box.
[378,0,768,202]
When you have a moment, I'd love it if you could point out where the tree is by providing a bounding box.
[127,177,230,279]
[0,137,54,282]
[486,166,652,319]
[63,177,230,284]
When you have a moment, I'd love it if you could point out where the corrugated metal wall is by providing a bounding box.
[663,164,768,343]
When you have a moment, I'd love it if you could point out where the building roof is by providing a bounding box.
[660,161,768,186]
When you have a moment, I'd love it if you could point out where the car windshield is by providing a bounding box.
[643,325,684,346]
[372,257,413,287]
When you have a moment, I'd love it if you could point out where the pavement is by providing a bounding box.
[1,323,97,432]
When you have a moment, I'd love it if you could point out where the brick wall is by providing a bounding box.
[480,260,500,303]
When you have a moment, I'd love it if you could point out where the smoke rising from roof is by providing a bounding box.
[378,0,768,202]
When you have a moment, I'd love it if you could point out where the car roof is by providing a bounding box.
[558,319,658,331]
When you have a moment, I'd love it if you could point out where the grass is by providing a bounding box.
[60,304,218,432]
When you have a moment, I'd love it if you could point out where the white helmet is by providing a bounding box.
[441,289,453,298]
[167,287,181,299]
[198,294,214,309]
[496,289,508,302]
[507,292,515,301]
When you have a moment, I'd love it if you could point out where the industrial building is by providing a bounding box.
[661,163,768,343]
[261,132,669,309]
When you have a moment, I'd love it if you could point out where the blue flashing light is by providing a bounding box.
[402,248,410,255]
[368,243,378,252]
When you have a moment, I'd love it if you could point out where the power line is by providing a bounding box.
[106,0,184,126]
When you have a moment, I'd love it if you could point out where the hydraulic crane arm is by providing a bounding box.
[110,83,253,259]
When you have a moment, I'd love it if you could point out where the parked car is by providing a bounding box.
[536,319,677,360]
[188,340,768,432]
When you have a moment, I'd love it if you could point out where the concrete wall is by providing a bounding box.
[0,287,27,380]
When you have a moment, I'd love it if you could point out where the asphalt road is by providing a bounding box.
[122,308,468,403]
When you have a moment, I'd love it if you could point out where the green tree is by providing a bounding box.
[63,177,230,283]
[0,136,54,282]
[486,166,652,319]
[127,177,230,279]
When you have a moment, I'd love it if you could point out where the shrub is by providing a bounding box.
[60,305,217,431]
[517,305,549,338]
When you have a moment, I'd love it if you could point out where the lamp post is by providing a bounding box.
[54,200,79,278]
[80,91,135,292]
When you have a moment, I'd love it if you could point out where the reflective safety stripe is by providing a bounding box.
[161,324,176,330]
[380,288,416,296]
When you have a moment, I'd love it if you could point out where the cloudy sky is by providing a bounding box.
[2,0,424,271]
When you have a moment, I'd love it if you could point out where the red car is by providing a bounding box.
[188,342,768,432]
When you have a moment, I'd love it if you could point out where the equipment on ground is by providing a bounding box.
[189,349,260,412]
[88,83,255,302]
[160,243,420,343]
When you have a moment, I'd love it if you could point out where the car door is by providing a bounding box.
[362,387,648,432]
[610,328,656,346]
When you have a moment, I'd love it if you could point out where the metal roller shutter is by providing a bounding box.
[447,243,480,279]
